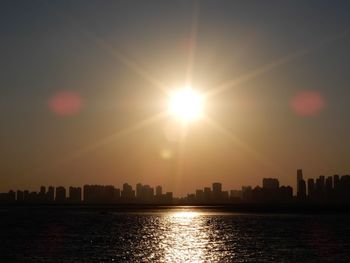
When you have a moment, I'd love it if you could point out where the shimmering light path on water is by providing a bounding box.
[1,207,350,262]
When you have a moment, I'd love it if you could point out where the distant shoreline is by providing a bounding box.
[1,203,350,214]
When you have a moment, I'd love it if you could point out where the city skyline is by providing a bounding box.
[2,2,350,262]
[2,169,350,204]
[1,1,350,197]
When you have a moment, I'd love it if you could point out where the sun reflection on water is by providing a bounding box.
[159,210,211,262]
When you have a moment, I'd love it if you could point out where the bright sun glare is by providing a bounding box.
[169,86,204,122]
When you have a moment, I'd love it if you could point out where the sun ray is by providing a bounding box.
[185,0,200,85]
[80,29,171,96]
[205,30,350,99]
[205,48,308,98]
[174,124,189,195]
[45,3,170,96]
[202,115,286,177]
[35,111,169,174]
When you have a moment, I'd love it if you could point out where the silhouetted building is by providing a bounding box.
[47,186,54,202]
[333,174,340,190]
[315,175,325,201]
[113,188,121,202]
[4,170,350,205]
[136,183,142,199]
[212,182,222,202]
[55,186,66,203]
[339,175,350,201]
[242,186,252,202]
[195,189,204,203]
[297,179,306,201]
[221,191,229,202]
[307,178,315,200]
[279,186,293,202]
[23,190,29,202]
[263,178,279,190]
[83,185,119,203]
[297,169,303,197]
[325,176,333,200]
[156,185,162,197]
[136,183,154,203]
[230,190,242,202]
[165,192,173,203]
[0,190,16,203]
[203,187,211,203]
[16,190,24,202]
[252,186,264,202]
[69,187,82,203]
[121,183,135,202]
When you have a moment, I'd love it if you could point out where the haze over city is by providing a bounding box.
[1,1,350,197]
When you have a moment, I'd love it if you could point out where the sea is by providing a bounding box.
[1,206,350,262]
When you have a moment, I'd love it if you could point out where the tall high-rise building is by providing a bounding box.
[307,178,315,198]
[298,179,307,200]
[297,169,303,197]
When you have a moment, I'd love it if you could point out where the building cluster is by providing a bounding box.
[1,169,350,205]
[182,180,293,204]
[0,183,173,204]
[296,169,350,203]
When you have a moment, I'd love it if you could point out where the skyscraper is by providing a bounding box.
[297,169,303,197]
[298,179,307,200]
[307,178,315,199]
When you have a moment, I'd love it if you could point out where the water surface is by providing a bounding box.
[1,206,350,262]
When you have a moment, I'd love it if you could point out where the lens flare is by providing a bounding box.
[291,90,325,117]
[48,90,84,117]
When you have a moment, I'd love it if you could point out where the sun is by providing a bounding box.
[168,86,204,122]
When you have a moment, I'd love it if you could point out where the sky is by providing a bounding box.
[1,0,350,196]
